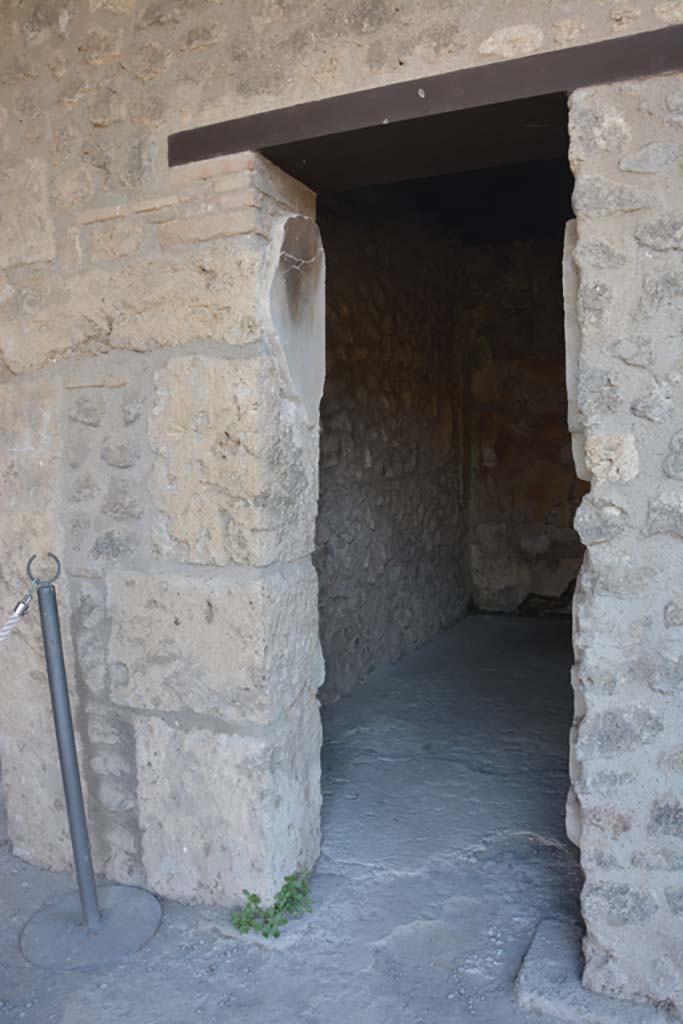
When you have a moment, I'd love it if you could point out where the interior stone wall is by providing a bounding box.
[316,194,585,699]
[464,236,588,612]
[567,72,683,1014]
[315,192,468,700]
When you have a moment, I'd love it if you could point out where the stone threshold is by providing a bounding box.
[515,919,677,1024]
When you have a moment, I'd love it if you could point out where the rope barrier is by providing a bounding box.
[0,584,37,645]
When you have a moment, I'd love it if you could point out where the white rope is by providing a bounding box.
[0,606,27,645]
[0,587,35,646]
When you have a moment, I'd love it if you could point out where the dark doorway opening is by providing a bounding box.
[313,153,585,1008]
[315,158,585,699]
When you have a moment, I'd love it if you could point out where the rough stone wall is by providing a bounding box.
[315,193,467,700]
[567,72,683,1013]
[1,1,677,170]
[0,149,325,906]
[464,237,587,612]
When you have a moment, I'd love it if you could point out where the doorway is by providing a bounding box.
[315,159,586,697]
[313,158,587,958]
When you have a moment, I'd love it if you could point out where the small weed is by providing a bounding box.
[231,872,312,938]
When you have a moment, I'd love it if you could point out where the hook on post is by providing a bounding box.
[26,553,61,586]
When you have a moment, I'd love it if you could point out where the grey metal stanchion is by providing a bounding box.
[19,554,162,971]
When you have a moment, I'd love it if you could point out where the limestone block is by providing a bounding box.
[0,376,72,869]
[157,207,261,248]
[0,158,54,268]
[636,215,683,252]
[584,434,639,483]
[573,175,650,217]
[478,25,543,59]
[583,882,658,925]
[577,707,664,759]
[87,220,144,261]
[0,239,266,372]
[619,142,680,173]
[568,92,631,165]
[108,564,322,722]
[135,699,322,905]
[664,598,683,627]
[632,376,677,422]
[574,496,629,545]
[664,430,683,480]
[54,166,97,210]
[148,354,318,566]
[647,494,683,538]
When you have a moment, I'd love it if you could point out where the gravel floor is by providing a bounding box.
[0,615,581,1023]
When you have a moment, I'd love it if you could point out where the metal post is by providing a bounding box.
[37,581,101,931]
[19,552,161,971]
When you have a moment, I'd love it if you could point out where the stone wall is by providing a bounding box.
[1,1,675,176]
[464,236,587,612]
[315,192,468,700]
[0,6,682,996]
[0,150,325,905]
[567,72,683,1013]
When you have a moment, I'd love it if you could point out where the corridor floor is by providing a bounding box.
[0,615,581,1024]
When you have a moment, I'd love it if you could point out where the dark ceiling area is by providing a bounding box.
[263,93,569,193]
[317,158,574,246]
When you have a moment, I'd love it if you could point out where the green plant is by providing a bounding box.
[231,871,312,938]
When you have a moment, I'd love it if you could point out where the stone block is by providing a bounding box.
[148,354,318,566]
[54,166,97,210]
[632,377,677,422]
[573,176,650,217]
[649,798,683,837]
[664,598,683,627]
[647,494,683,538]
[157,207,261,248]
[584,435,639,483]
[664,430,683,479]
[88,220,144,261]
[619,143,680,173]
[636,216,683,251]
[0,239,266,372]
[108,563,322,722]
[0,376,73,869]
[135,699,322,905]
[578,707,663,759]
[574,496,629,545]
[583,883,659,926]
[515,918,671,1024]
[568,92,631,164]
[0,158,54,268]
[478,24,543,59]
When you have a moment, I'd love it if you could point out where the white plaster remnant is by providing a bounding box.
[563,219,589,481]
[267,214,325,426]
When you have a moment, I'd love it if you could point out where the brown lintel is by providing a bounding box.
[168,25,683,167]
